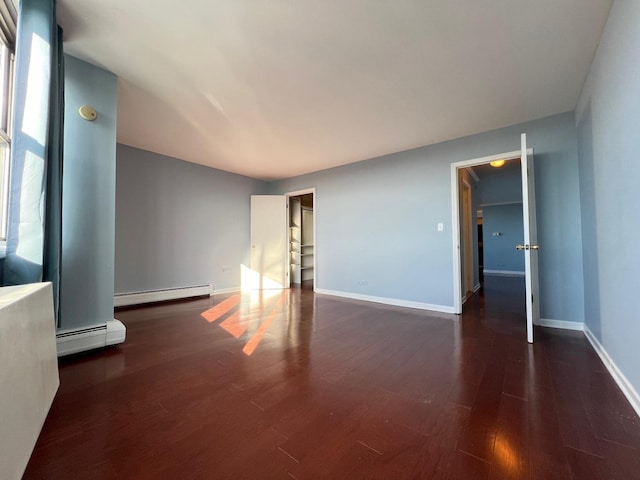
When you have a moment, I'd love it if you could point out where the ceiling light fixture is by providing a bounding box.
[490,159,505,168]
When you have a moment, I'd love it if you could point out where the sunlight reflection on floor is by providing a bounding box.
[201,289,297,356]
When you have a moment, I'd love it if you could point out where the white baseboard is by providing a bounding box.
[315,288,456,314]
[538,318,584,331]
[212,287,241,295]
[56,319,126,357]
[114,285,211,307]
[483,270,525,277]
[473,283,481,293]
[584,326,640,418]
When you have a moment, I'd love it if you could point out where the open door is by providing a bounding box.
[249,195,288,290]
[461,179,474,299]
[519,133,540,343]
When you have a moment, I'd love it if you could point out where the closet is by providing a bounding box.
[289,193,314,287]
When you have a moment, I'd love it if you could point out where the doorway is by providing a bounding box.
[451,134,538,343]
[459,160,527,324]
[471,164,526,320]
[286,189,315,291]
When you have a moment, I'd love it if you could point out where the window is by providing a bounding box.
[0,0,15,242]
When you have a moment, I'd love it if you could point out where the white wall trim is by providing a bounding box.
[584,326,640,418]
[473,283,481,293]
[538,318,584,331]
[315,288,456,314]
[56,319,126,357]
[114,285,210,307]
[483,270,525,277]
[212,287,241,295]
[285,187,316,197]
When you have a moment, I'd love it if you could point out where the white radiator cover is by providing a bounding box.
[114,284,211,307]
[0,283,59,480]
[56,319,126,357]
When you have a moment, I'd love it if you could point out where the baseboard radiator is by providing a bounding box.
[114,284,211,307]
[56,319,126,357]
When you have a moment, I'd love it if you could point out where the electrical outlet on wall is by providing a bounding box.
[222,266,232,273]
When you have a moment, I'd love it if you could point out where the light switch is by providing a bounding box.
[437,223,444,232]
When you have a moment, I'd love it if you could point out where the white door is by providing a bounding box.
[249,195,288,290]
[520,133,540,343]
[461,180,474,297]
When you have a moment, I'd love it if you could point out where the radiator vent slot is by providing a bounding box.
[56,324,106,339]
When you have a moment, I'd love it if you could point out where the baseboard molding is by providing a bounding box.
[483,270,525,277]
[473,283,481,293]
[56,319,126,357]
[583,326,640,418]
[315,288,456,314]
[538,318,584,331]
[212,287,241,295]
[114,285,211,307]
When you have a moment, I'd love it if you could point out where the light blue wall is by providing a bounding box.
[477,169,522,205]
[115,145,267,294]
[60,55,117,330]
[482,204,524,273]
[476,164,524,276]
[576,0,640,395]
[271,112,584,322]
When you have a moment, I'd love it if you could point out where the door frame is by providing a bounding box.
[450,148,532,314]
[285,188,316,292]
[460,177,474,301]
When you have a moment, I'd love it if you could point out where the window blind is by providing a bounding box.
[0,0,16,46]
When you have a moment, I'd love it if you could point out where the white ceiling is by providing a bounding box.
[57,0,612,180]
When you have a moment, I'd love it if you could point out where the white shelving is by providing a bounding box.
[300,240,314,277]
[289,200,314,284]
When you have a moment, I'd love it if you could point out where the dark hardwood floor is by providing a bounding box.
[24,279,640,479]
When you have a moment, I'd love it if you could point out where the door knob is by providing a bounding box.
[516,244,540,251]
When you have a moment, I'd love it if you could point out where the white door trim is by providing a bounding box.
[450,148,532,314]
[285,188,316,292]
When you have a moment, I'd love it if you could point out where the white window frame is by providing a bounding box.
[0,30,14,243]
